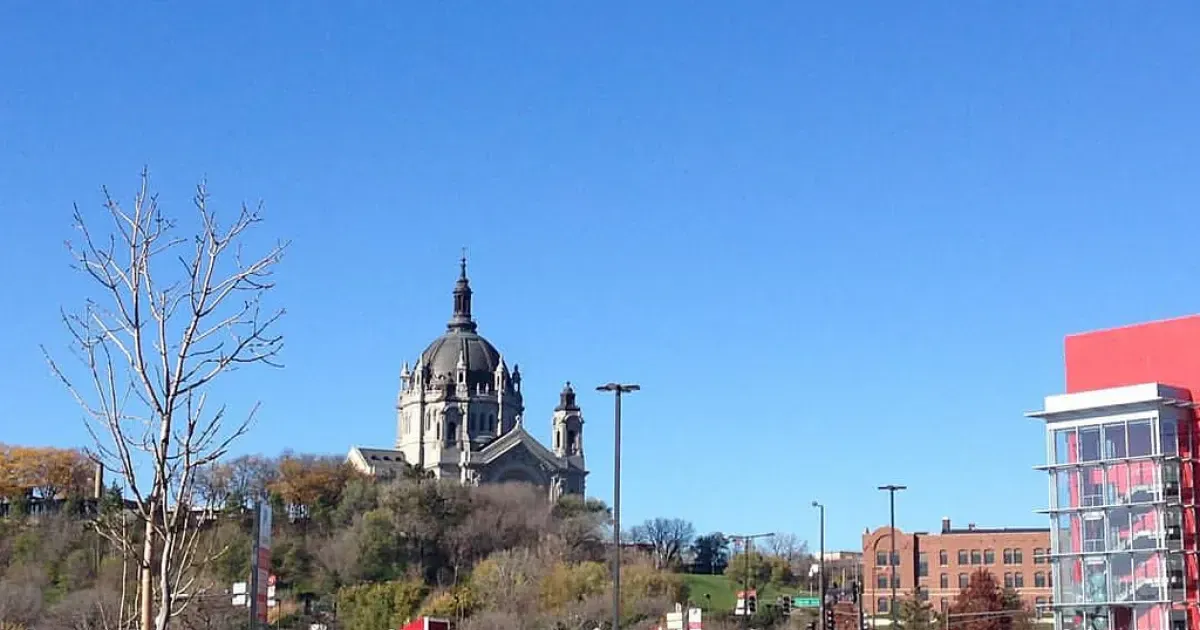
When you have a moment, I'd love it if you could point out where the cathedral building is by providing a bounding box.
[347,259,587,500]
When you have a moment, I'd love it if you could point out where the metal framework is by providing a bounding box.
[1040,401,1197,630]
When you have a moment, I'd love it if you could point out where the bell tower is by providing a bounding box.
[551,382,584,468]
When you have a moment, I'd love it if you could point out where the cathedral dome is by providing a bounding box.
[415,256,510,389]
[420,330,503,381]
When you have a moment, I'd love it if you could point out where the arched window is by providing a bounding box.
[446,422,456,446]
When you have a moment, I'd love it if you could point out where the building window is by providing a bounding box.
[1035,597,1047,610]
[970,550,981,565]
[958,550,968,565]
[1034,572,1046,588]
[893,575,901,588]
[891,552,901,566]
[877,552,888,566]
[1014,573,1024,588]
[984,549,995,565]
[939,550,948,566]
[958,573,968,588]
[1004,573,1014,588]
[940,598,948,610]
[940,574,949,589]
[1013,549,1023,563]
[1003,549,1013,564]
[1048,572,1053,587]
[878,574,888,589]
[1033,548,1044,564]
[878,598,889,613]
[919,589,929,602]
[919,553,928,577]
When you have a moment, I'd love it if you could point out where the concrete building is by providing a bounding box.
[862,518,1052,618]
[347,258,587,500]
[1030,315,1200,630]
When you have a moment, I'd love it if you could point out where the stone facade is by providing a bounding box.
[347,259,587,500]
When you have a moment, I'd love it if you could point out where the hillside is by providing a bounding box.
[681,573,816,613]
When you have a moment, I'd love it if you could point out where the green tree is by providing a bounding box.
[690,532,730,575]
[356,508,404,582]
[724,551,770,589]
[897,588,937,630]
[335,579,426,630]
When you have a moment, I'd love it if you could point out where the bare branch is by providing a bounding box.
[44,170,285,630]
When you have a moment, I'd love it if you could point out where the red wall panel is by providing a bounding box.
[1065,315,1200,394]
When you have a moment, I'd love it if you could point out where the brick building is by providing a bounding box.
[862,518,1053,620]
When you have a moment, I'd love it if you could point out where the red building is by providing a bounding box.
[1029,315,1200,630]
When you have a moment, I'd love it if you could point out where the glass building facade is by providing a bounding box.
[1035,385,1195,630]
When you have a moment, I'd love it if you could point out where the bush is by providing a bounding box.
[335,579,426,630]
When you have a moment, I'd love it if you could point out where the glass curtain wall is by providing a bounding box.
[1048,413,1183,630]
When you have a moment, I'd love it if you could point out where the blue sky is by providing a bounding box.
[2,3,1198,551]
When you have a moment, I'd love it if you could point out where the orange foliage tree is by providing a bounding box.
[269,453,359,518]
[0,444,93,499]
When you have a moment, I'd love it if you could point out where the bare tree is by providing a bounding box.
[764,532,812,575]
[628,517,696,570]
[45,170,286,630]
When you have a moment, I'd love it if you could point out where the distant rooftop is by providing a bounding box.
[937,517,1048,535]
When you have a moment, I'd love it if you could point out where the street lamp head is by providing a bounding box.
[812,500,821,508]
[877,484,907,491]
[596,383,641,393]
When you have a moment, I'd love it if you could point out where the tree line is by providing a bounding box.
[0,450,688,630]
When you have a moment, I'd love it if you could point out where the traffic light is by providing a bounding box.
[779,596,792,616]
[824,604,835,630]
[747,592,757,615]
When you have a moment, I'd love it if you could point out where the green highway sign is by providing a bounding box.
[793,597,821,608]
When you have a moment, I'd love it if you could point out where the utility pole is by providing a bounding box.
[596,383,640,630]
[730,532,774,630]
[877,485,907,629]
[812,501,826,630]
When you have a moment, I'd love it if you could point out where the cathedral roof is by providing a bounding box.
[475,423,583,471]
[418,256,507,387]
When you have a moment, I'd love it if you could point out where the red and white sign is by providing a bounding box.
[401,618,451,630]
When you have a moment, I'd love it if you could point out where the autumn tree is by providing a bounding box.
[0,445,94,502]
[45,171,286,630]
[628,517,696,570]
[948,570,1031,630]
[270,453,358,525]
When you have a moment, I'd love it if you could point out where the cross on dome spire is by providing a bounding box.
[448,249,477,332]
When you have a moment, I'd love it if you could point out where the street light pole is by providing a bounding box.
[730,532,774,630]
[877,485,907,629]
[812,501,826,630]
[597,383,640,630]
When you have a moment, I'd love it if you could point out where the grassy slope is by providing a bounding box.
[681,574,817,613]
